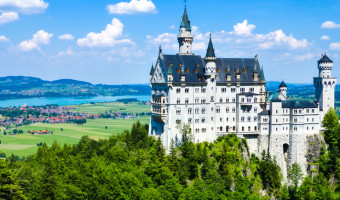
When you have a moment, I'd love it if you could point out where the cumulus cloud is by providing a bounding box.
[320,35,330,40]
[77,18,134,47]
[0,12,19,24]
[0,35,9,42]
[0,0,48,14]
[256,30,308,49]
[106,0,156,15]
[233,20,256,36]
[321,21,340,29]
[330,42,340,50]
[59,34,74,40]
[18,30,53,51]
[146,32,177,51]
[58,46,74,56]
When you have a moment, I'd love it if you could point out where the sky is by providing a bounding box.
[0,0,339,85]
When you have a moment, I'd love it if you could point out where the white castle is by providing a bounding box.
[148,6,337,178]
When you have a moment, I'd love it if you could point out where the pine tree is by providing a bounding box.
[0,160,26,200]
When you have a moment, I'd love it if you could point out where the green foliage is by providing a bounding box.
[287,163,303,187]
[258,151,281,193]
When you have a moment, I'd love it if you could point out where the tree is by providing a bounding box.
[258,151,281,193]
[288,163,303,187]
[322,108,339,130]
[0,160,26,200]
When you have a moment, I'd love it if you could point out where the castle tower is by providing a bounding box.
[204,35,217,77]
[279,81,287,97]
[178,5,193,55]
[314,54,337,120]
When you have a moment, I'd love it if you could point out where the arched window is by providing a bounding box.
[232,107,236,113]
[201,107,206,114]
[216,107,220,113]
[210,96,214,102]
[188,118,192,123]
[202,118,206,123]
[254,126,257,131]
[241,117,245,122]
[226,107,229,113]
[254,107,258,112]
[177,98,180,104]
[195,97,199,103]
[248,126,251,131]
[254,116,257,121]
[176,108,181,115]
[241,98,245,103]
[176,88,181,93]
[248,117,251,122]
[195,107,199,114]
[254,98,257,103]
[188,108,192,114]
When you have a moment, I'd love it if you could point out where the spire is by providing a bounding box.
[180,4,191,31]
[260,67,265,81]
[159,45,162,55]
[205,34,215,58]
[279,81,287,88]
[149,63,154,75]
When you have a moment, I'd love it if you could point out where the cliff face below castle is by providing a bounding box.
[306,133,324,175]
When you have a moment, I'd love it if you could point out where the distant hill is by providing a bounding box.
[0,76,151,100]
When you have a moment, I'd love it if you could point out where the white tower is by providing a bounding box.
[314,54,337,120]
[177,5,193,55]
[279,81,287,98]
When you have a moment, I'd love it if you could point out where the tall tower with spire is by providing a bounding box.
[204,35,217,77]
[314,54,337,120]
[177,4,193,55]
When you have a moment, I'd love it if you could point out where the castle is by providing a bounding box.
[148,5,337,178]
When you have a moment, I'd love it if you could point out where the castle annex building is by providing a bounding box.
[148,6,337,177]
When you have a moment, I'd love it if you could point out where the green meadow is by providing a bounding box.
[0,102,151,158]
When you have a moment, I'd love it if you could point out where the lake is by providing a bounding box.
[0,95,151,108]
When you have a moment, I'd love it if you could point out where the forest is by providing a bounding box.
[1,109,340,199]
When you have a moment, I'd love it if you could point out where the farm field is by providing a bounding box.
[0,117,150,158]
[69,102,151,114]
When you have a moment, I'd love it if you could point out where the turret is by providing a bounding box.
[279,81,287,97]
[204,35,217,79]
[318,54,333,78]
[177,4,193,55]
[149,63,154,81]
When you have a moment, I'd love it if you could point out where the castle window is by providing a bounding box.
[188,108,192,114]
[249,88,254,92]
[226,107,229,113]
[195,97,199,103]
[307,118,309,122]
[219,98,223,103]
[226,118,229,122]
[201,88,206,93]
[186,68,189,73]
[312,109,315,113]
[241,98,245,103]
[234,69,238,73]
[176,120,181,124]
[248,126,251,131]
[210,96,214,102]
[170,63,173,67]
[176,88,181,93]
[254,98,257,103]
[232,98,236,103]
[179,63,182,66]
[233,126,236,131]
[220,118,222,122]
[247,98,251,103]
[217,68,220,73]
[195,119,199,123]
[254,126,257,131]
[243,69,246,73]
[196,64,199,67]
[312,118,314,122]
[231,88,236,93]
[195,68,198,73]
[233,117,235,122]
[177,68,180,73]
[254,116,257,121]
[240,88,245,92]
[195,128,200,133]
[201,98,206,103]
[241,117,245,122]
[202,107,206,114]
[188,118,192,123]
[242,127,244,131]
[176,108,181,115]
[294,127,297,131]
[195,107,199,114]
[202,128,206,133]
[294,118,297,123]
[177,99,180,104]
[294,110,297,114]
[211,117,213,121]
[185,99,189,104]
[221,88,226,93]
[232,107,236,113]
[248,117,251,122]
[226,98,229,103]
[225,68,228,72]
[195,88,199,93]
[185,88,189,93]
[254,107,258,112]
[211,107,213,111]
[306,109,309,113]
[202,118,206,123]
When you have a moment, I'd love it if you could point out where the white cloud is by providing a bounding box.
[0,12,19,24]
[58,34,74,40]
[0,35,9,42]
[256,30,308,49]
[330,42,340,50]
[77,18,134,47]
[169,25,175,29]
[58,46,74,56]
[321,21,340,29]
[233,20,255,36]
[294,53,315,61]
[146,32,177,51]
[106,0,156,15]
[0,0,48,14]
[18,30,53,51]
[320,35,330,40]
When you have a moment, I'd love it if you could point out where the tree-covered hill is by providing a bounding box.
[1,121,339,199]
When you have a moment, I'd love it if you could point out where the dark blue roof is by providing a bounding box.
[180,6,191,31]
[205,37,215,58]
[281,100,317,108]
[318,55,333,63]
[160,55,262,83]
[279,81,287,88]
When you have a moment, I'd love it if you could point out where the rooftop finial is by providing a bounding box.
[159,45,162,54]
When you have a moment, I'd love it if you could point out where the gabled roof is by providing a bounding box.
[318,54,333,63]
[279,81,287,88]
[205,36,215,58]
[180,5,191,31]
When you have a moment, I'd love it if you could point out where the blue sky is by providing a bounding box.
[0,0,339,84]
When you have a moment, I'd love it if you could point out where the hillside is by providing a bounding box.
[0,76,150,100]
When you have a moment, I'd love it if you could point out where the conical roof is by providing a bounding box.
[205,36,215,58]
[149,63,154,75]
[260,67,265,81]
[180,5,191,31]
[279,81,287,88]
[318,54,333,63]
